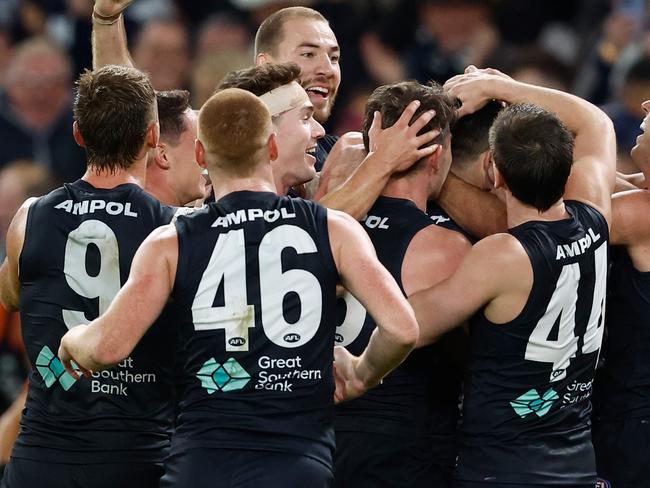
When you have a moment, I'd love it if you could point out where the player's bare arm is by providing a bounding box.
[92,0,135,69]
[609,189,650,271]
[401,224,472,298]
[318,100,439,219]
[445,66,616,224]
[58,223,178,376]
[0,198,36,312]
[409,233,531,347]
[327,209,418,403]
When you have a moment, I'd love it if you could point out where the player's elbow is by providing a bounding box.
[391,315,419,351]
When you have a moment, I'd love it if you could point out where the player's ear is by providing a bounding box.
[153,143,170,170]
[268,133,279,161]
[72,121,85,148]
[145,121,160,149]
[195,139,208,170]
[427,144,442,172]
[480,150,493,189]
[256,52,272,66]
[493,161,507,191]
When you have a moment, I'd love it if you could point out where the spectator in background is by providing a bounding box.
[0,37,85,183]
[196,13,252,58]
[0,160,56,261]
[602,55,650,173]
[360,0,499,86]
[190,52,250,108]
[132,19,190,91]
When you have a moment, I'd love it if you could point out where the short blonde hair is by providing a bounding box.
[198,88,272,175]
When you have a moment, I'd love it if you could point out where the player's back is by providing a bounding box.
[334,196,461,487]
[457,201,608,486]
[171,190,339,467]
[14,179,176,464]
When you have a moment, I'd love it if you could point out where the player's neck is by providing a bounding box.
[82,160,147,190]
[381,174,428,211]
[506,196,568,228]
[144,166,180,206]
[212,176,277,201]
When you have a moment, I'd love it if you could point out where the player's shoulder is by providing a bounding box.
[610,189,650,246]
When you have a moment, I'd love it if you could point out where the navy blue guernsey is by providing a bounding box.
[335,196,460,444]
[427,199,478,243]
[457,201,608,485]
[593,246,650,420]
[315,134,338,172]
[171,191,339,467]
[14,180,176,464]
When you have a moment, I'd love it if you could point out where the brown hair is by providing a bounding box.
[74,65,156,173]
[198,88,272,176]
[362,81,456,172]
[254,6,328,56]
[216,62,301,97]
[157,89,191,146]
[489,103,574,211]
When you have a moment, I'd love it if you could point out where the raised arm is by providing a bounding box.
[318,101,439,220]
[58,224,178,376]
[92,0,135,68]
[445,67,617,224]
[0,199,36,312]
[327,209,418,402]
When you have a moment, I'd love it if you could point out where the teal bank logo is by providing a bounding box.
[196,357,251,394]
[510,388,558,418]
[35,345,78,391]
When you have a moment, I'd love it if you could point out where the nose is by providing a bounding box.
[315,53,335,78]
[311,117,325,139]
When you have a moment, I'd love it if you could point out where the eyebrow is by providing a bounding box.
[296,42,340,52]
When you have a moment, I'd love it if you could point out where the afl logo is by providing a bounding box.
[284,333,301,343]
[335,333,344,343]
[228,337,246,347]
[596,479,611,488]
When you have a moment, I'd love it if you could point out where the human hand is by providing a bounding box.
[444,65,513,118]
[368,100,440,173]
[317,132,367,197]
[93,0,133,18]
[58,328,93,380]
[333,346,369,404]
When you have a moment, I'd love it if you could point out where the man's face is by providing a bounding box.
[273,91,325,191]
[271,18,341,124]
[166,110,206,205]
[631,99,650,168]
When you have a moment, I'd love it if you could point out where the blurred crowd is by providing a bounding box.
[1,0,650,434]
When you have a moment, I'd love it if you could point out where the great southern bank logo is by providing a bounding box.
[196,357,251,394]
[35,345,78,391]
[510,388,558,418]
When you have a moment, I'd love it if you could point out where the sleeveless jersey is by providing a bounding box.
[335,196,460,444]
[457,201,608,485]
[315,134,339,172]
[426,199,477,243]
[171,191,339,467]
[593,246,650,420]
[14,180,176,464]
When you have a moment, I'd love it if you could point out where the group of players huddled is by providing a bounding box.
[0,1,647,487]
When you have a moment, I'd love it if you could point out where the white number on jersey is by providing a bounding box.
[62,220,121,329]
[191,225,323,351]
[335,291,367,346]
[525,242,607,382]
